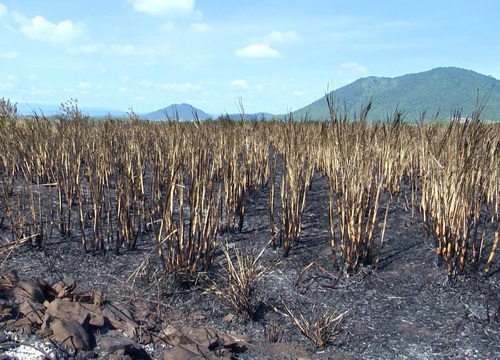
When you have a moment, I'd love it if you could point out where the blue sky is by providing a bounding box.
[0,0,498,115]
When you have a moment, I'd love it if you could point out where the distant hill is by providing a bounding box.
[291,67,500,122]
[221,112,275,121]
[16,103,127,118]
[15,101,275,121]
[142,104,276,121]
[142,103,213,121]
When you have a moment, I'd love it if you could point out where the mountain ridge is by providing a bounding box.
[290,67,500,121]
[141,103,213,121]
[13,67,500,122]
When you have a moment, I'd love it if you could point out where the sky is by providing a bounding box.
[0,0,499,115]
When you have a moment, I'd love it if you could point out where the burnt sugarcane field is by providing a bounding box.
[0,97,499,359]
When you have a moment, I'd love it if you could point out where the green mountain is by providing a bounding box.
[291,67,500,122]
[142,104,276,122]
[142,103,213,121]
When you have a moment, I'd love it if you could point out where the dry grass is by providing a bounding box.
[0,96,499,308]
[2,95,500,352]
[209,241,271,320]
[419,119,500,278]
[282,302,347,350]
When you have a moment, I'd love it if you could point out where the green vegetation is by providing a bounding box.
[143,103,213,121]
[292,67,500,122]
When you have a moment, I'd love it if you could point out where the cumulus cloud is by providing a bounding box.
[235,44,280,58]
[0,50,19,59]
[69,43,157,57]
[14,12,85,45]
[159,21,174,31]
[267,30,299,44]
[0,82,12,90]
[230,79,248,88]
[78,84,91,94]
[190,22,210,32]
[129,0,195,16]
[109,44,137,55]
[140,80,202,92]
[339,62,368,75]
[19,85,53,97]
[235,30,297,59]
[160,82,202,92]
[0,3,7,18]
[78,82,91,89]
[139,80,153,87]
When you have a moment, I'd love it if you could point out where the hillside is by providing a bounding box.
[291,67,500,122]
[142,103,213,121]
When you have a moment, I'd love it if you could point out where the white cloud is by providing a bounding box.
[139,80,153,87]
[6,74,15,81]
[234,31,296,60]
[293,90,306,97]
[0,82,13,90]
[69,43,157,57]
[129,0,195,16]
[267,30,299,44]
[78,82,91,89]
[109,44,141,56]
[0,50,19,59]
[235,44,280,58]
[379,20,421,29]
[14,13,85,45]
[159,22,174,31]
[140,80,202,92]
[0,3,7,18]
[20,85,53,97]
[230,79,248,88]
[161,82,202,92]
[190,22,210,32]
[253,84,263,91]
[118,87,127,93]
[339,62,368,75]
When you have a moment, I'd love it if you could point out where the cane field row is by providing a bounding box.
[0,97,499,281]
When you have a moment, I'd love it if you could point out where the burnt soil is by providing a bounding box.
[1,171,500,360]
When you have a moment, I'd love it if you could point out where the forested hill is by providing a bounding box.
[291,67,500,122]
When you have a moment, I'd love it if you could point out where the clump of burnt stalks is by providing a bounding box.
[282,301,347,350]
[0,95,499,286]
[419,107,500,278]
[276,115,315,256]
[320,96,389,273]
[209,241,271,320]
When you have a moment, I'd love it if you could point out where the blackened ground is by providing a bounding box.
[1,171,499,360]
